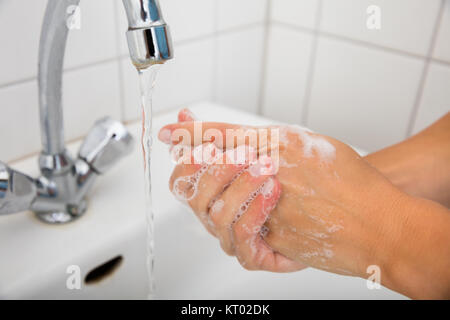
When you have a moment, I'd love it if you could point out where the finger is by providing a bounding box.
[209,161,275,255]
[169,150,203,202]
[169,152,216,235]
[158,121,243,147]
[231,178,306,272]
[170,144,248,235]
[188,147,248,218]
[158,121,280,157]
[165,109,195,160]
[169,143,251,234]
[178,108,197,122]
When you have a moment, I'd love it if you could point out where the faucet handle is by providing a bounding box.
[0,162,37,215]
[78,117,134,174]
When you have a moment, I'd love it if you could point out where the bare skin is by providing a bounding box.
[365,113,450,208]
[158,109,450,299]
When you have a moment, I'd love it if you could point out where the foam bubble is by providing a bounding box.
[300,248,334,260]
[210,199,224,215]
[311,232,329,239]
[225,145,257,166]
[193,143,221,165]
[172,176,196,202]
[260,225,269,237]
[231,179,275,224]
[249,155,277,177]
[281,125,335,162]
[171,164,209,201]
[169,144,191,164]
[298,131,335,161]
[260,178,275,198]
[327,224,343,233]
[279,156,298,168]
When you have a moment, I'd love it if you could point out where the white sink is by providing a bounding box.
[0,102,407,299]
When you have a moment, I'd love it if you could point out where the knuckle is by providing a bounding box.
[218,237,234,256]
[239,259,257,271]
[209,205,224,225]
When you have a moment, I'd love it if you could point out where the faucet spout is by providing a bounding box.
[122,0,173,69]
[38,0,79,156]
[38,0,172,158]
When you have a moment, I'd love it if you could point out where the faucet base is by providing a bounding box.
[35,199,87,224]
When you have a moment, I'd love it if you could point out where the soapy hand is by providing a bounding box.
[158,109,450,298]
[162,109,304,272]
[158,108,404,277]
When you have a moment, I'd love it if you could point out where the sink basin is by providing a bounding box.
[0,102,407,299]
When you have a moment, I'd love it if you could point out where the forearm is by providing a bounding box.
[364,113,450,207]
[375,193,450,299]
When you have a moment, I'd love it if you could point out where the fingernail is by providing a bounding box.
[178,108,197,122]
[261,177,275,198]
[158,128,172,144]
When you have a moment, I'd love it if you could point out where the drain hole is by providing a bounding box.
[85,255,123,285]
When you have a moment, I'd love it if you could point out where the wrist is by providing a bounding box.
[373,194,450,299]
[364,124,450,207]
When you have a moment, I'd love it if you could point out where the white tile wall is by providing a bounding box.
[0,81,40,162]
[217,0,268,31]
[0,0,267,162]
[413,62,450,134]
[1,0,449,162]
[307,37,423,152]
[271,0,320,30]
[65,0,118,69]
[162,0,216,43]
[214,26,265,114]
[261,0,450,151]
[0,0,47,86]
[320,0,441,56]
[63,61,122,141]
[121,39,214,121]
[115,0,131,56]
[433,0,450,63]
[262,25,313,123]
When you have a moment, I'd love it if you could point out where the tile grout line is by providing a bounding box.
[174,22,264,46]
[0,24,263,91]
[300,0,323,126]
[256,0,272,116]
[272,20,450,65]
[0,76,36,90]
[406,0,445,137]
[0,57,122,90]
[2,20,449,92]
[9,16,448,93]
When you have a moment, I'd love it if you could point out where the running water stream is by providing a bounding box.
[138,64,162,299]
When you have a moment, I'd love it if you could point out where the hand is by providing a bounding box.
[159,109,403,276]
[159,109,450,299]
[161,109,305,272]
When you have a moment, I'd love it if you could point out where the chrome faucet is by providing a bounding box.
[0,0,173,223]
